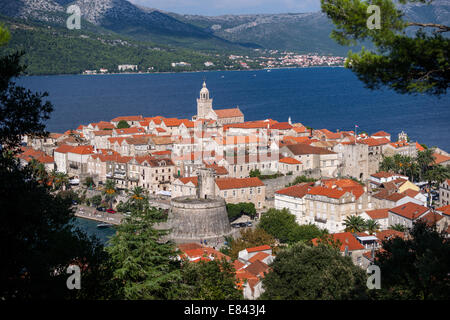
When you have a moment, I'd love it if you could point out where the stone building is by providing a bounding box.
[192,82,244,125]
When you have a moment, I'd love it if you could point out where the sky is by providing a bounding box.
[128,0,322,16]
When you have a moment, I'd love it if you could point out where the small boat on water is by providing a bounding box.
[97,223,113,228]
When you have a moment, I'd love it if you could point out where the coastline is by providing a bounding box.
[74,205,122,225]
[23,65,345,77]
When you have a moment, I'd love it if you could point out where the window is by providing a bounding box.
[224,191,228,197]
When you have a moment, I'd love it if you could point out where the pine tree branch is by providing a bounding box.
[406,22,450,33]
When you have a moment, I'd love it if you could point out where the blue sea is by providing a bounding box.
[74,217,116,245]
[17,67,450,151]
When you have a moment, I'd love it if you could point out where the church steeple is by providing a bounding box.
[197,81,213,119]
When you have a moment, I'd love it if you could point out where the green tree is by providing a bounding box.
[390,224,408,232]
[228,228,277,260]
[424,164,450,206]
[226,202,257,221]
[261,243,368,299]
[258,208,297,243]
[51,171,69,191]
[321,0,449,95]
[116,120,130,129]
[180,259,242,300]
[83,176,95,188]
[365,219,381,235]
[249,169,261,178]
[416,148,436,181]
[0,32,114,299]
[103,179,117,209]
[90,194,103,207]
[373,221,450,299]
[106,206,183,299]
[343,215,367,233]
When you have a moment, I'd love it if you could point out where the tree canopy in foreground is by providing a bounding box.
[321,0,449,95]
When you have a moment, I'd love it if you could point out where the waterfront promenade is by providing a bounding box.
[74,205,123,225]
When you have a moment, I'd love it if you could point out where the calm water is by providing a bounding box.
[74,217,116,245]
[17,67,450,150]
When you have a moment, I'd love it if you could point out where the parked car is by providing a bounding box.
[106,208,117,214]
[96,207,106,212]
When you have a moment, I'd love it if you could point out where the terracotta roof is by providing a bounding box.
[283,136,312,144]
[244,260,270,278]
[114,127,145,135]
[376,230,405,241]
[93,130,113,136]
[285,143,336,155]
[214,108,244,119]
[270,122,293,130]
[93,121,115,130]
[419,211,444,227]
[279,157,302,165]
[17,147,54,164]
[54,144,74,153]
[111,115,143,122]
[372,131,390,137]
[321,179,361,189]
[402,189,419,198]
[416,142,425,151]
[315,129,342,140]
[436,205,450,216]
[390,141,410,148]
[275,183,313,198]
[389,202,429,220]
[69,145,94,155]
[312,232,364,252]
[233,260,246,271]
[215,177,264,190]
[248,252,270,264]
[371,171,406,179]
[177,177,198,186]
[359,137,390,147]
[364,209,389,220]
[246,245,271,253]
[307,186,351,199]
[433,153,450,165]
[205,163,228,175]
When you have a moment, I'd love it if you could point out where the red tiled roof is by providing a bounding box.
[359,137,390,147]
[275,183,313,198]
[419,211,444,227]
[244,260,270,278]
[215,177,264,190]
[248,252,270,264]
[372,131,390,137]
[111,115,143,122]
[69,145,94,155]
[246,245,271,253]
[376,230,405,241]
[307,186,347,199]
[433,153,450,165]
[270,122,293,130]
[54,144,74,154]
[312,232,364,252]
[114,127,145,135]
[436,205,450,216]
[178,177,198,186]
[279,157,302,165]
[364,209,389,220]
[214,108,244,119]
[389,202,429,220]
[285,143,336,155]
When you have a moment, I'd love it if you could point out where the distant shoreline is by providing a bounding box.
[23,65,345,77]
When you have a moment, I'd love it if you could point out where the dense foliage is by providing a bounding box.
[226,202,257,221]
[226,228,277,260]
[0,29,115,299]
[321,0,449,95]
[259,208,328,244]
[372,222,450,299]
[261,242,368,299]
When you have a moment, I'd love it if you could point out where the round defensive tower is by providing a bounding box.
[167,168,232,243]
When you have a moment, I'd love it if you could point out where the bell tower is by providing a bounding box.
[197,81,213,119]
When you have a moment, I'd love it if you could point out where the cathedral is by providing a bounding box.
[192,82,244,125]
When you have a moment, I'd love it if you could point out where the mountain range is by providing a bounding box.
[2,0,448,54]
[0,0,448,74]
